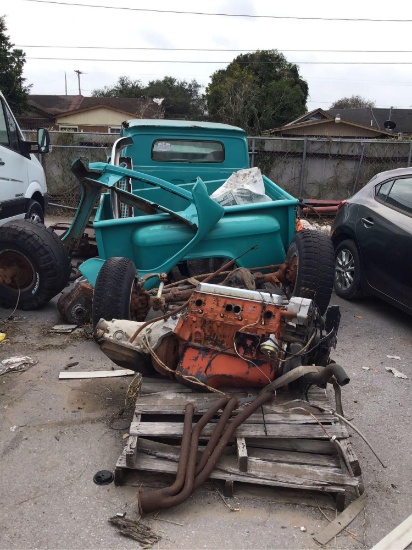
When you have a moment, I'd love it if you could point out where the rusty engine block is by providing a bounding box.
[96,280,340,391]
[173,283,313,388]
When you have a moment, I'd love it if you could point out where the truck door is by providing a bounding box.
[0,97,28,222]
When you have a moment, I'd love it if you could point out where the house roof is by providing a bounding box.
[284,108,334,127]
[326,107,412,134]
[28,95,162,118]
[264,108,395,138]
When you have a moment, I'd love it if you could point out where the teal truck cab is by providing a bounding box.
[119,119,250,186]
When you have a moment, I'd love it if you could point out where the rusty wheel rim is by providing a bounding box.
[0,250,36,290]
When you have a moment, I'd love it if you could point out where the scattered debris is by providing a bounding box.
[83,326,94,338]
[64,361,79,370]
[387,355,401,360]
[362,367,371,371]
[0,356,37,376]
[152,514,184,526]
[299,219,331,233]
[59,369,136,380]
[300,526,307,532]
[215,488,241,512]
[93,470,114,485]
[0,332,6,342]
[10,425,17,432]
[50,324,78,333]
[385,367,408,379]
[108,516,161,547]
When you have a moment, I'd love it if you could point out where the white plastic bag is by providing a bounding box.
[211,167,271,206]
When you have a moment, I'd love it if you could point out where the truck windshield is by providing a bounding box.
[152,139,224,163]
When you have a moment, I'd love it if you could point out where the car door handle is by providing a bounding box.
[361,217,374,228]
[0,159,4,166]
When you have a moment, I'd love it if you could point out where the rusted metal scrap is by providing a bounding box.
[0,252,32,288]
[57,280,94,325]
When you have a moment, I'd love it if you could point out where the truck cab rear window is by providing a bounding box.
[152,140,224,163]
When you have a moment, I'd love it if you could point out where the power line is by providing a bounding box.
[17,45,412,54]
[26,57,412,65]
[19,0,412,22]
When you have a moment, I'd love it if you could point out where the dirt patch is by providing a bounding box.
[66,378,130,414]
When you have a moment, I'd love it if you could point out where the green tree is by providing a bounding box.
[144,77,205,119]
[330,95,376,109]
[92,75,205,119]
[0,15,30,115]
[206,50,308,134]
[91,76,144,97]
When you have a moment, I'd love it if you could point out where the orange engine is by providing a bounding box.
[173,283,314,389]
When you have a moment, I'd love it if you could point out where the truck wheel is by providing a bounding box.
[0,220,71,310]
[25,200,44,223]
[92,257,137,328]
[284,229,335,315]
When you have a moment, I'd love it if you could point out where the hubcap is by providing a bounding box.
[30,213,42,223]
[335,248,355,291]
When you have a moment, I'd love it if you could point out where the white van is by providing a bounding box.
[0,90,50,225]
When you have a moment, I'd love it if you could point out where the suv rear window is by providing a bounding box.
[152,139,224,163]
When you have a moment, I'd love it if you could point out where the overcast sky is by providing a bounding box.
[3,0,412,113]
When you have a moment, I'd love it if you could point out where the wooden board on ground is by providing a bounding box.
[115,378,363,510]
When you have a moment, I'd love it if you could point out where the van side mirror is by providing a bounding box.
[37,128,50,154]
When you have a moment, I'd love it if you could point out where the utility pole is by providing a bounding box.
[74,69,84,95]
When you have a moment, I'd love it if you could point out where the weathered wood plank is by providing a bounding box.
[125,435,138,468]
[247,447,340,469]
[125,411,141,468]
[59,369,135,379]
[214,455,358,487]
[336,438,362,476]
[116,451,349,493]
[130,421,348,439]
[134,437,340,470]
[236,437,248,472]
[246,437,336,455]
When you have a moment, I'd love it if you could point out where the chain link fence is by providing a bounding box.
[25,131,412,204]
[250,137,412,200]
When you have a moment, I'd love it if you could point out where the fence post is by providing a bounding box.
[408,141,412,167]
[250,137,256,167]
[298,137,308,198]
[352,142,366,195]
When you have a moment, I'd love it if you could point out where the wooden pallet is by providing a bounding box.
[115,378,362,510]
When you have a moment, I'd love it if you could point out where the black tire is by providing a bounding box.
[0,219,72,310]
[25,200,44,223]
[334,239,363,300]
[284,229,335,315]
[92,257,137,328]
